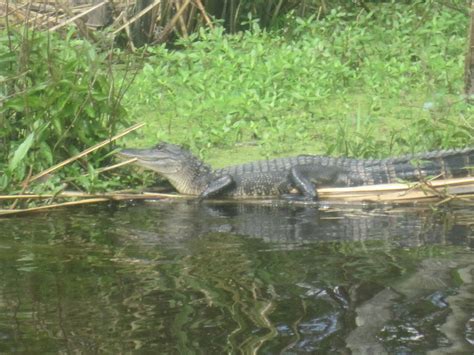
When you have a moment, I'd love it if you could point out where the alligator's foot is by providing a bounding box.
[199,175,234,199]
[289,166,319,200]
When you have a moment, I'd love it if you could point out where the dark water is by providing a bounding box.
[0,200,473,354]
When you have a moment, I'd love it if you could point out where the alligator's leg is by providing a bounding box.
[289,166,318,200]
[290,165,341,200]
[199,175,234,199]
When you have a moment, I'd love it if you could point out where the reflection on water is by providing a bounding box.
[0,201,472,353]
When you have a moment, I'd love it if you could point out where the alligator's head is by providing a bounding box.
[117,142,211,195]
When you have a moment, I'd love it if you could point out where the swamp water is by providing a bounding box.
[0,201,473,353]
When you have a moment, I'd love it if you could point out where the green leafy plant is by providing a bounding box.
[0,29,129,194]
[124,2,472,165]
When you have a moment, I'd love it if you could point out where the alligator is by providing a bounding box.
[117,142,473,200]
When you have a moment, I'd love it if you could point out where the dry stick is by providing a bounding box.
[95,157,138,174]
[9,166,34,210]
[154,0,192,43]
[192,0,213,29]
[27,122,145,184]
[20,2,61,28]
[1,177,473,203]
[175,0,189,38]
[68,157,138,181]
[125,21,136,52]
[0,191,192,201]
[49,1,107,32]
[112,0,162,35]
[235,2,243,32]
[271,0,285,26]
[29,12,64,30]
[418,178,450,200]
[0,191,197,216]
[7,0,27,22]
[434,195,456,207]
[0,198,111,216]
[71,4,95,13]
[186,3,197,30]
[55,1,93,40]
[28,2,58,13]
[317,177,474,202]
[3,2,29,17]
[397,173,444,197]
[316,6,322,21]
[110,10,126,32]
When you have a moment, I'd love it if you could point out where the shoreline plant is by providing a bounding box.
[0,29,136,196]
[125,3,472,163]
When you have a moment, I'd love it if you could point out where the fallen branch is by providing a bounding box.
[0,191,191,201]
[0,192,192,216]
[4,176,474,203]
[316,176,474,202]
[0,198,111,216]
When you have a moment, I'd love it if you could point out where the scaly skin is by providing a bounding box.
[117,143,473,199]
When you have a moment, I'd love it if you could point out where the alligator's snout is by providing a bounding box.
[115,143,211,194]
[117,148,162,162]
[116,149,137,159]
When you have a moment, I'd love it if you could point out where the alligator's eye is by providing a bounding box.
[155,142,165,150]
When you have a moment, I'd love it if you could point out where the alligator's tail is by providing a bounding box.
[366,147,474,184]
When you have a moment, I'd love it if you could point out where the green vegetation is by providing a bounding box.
[125,3,473,166]
[1,2,473,197]
[0,30,134,194]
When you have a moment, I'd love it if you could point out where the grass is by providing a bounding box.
[123,3,473,168]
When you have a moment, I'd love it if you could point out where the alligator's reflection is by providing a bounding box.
[117,201,472,248]
[113,201,473,353]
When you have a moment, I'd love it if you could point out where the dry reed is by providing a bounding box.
[1,176,473,216]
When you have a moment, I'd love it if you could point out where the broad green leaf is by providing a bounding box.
[9,132,35,171]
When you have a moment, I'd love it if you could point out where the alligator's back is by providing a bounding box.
[215,147,473,191]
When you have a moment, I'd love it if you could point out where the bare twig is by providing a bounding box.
[192,0,213,29]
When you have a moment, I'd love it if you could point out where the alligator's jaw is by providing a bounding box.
[117,143,212,195]
[117,147,184,175]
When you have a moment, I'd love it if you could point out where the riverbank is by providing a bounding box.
[1,2,472,200]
